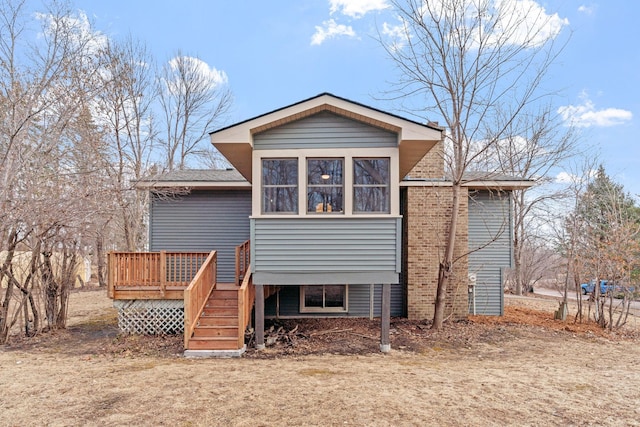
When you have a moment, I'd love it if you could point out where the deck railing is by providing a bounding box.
[235,239,250,285]
[107,251,210,299]
[237,266,254,348]
[184,250,218,348]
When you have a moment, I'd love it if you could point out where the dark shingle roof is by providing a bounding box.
[140,169,248,184]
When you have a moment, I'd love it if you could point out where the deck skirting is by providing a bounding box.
[114,300,184,334]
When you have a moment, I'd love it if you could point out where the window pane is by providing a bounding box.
[324,285,345,308]
[354,187,389,213]
[307,187,343,213]
[263,187,298,213]
[308,159,343,185]
[308,158,344,213]
[354,159,389,185]
[262,159,298,213]
[353,158,390,213]
[262,159,297,185]
[304,286,324,307]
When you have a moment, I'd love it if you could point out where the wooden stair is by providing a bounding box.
[187,288,241,351]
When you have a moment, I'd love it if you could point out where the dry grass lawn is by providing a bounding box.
[1,288,639,426]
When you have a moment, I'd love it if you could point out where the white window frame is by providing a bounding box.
[253,148,399,218]
[306,157,344,214]
[353,157,391,214]
[261,158,298,214]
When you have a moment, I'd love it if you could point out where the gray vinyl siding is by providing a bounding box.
[149,190,251,283]
[264,284,403,318]
[468,191,512,315]
[253,111,397,150]
[252,217,401,285]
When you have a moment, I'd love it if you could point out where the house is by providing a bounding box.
[108,93,533,356]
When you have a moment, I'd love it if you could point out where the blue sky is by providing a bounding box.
[73,0,639,197]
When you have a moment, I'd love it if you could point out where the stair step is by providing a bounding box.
[187,337,239,351]
[210,289,238,300]
[202,307,237,316]
[193,325,238,338]
[198,315,238,327]
[206,298,237,307]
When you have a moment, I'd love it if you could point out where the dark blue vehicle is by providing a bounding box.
[580,279,612,295]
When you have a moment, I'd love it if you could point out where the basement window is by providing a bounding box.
[300,285,348,313]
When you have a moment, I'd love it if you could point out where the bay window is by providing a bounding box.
[260,155,391,215]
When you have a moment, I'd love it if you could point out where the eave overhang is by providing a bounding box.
[401,179,536,190]
[210,93,443,183]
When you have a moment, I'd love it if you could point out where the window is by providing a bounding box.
[307,158,343,213]
[301,285,348,312]
[353,158,390,213]
[262,159,298,213]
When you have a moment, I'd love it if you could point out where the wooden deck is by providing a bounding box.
[107,251,211,300]
[107,242,255,352]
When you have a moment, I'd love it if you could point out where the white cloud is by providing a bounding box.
[36,10,107,55]
[419,0,568,49]
[329,0,390,18]
[168,56,228,87]
[311,19,356,45]
[555,169,597,184]
[489,0,569,48]
[578,5,595,15]
[381,19,409,50]
[558,94,633,128]
[555,171,577,184]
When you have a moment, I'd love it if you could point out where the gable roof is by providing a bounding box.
[210,93,443,182]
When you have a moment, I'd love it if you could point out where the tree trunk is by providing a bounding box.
[513,234,523,295]
[432,183,461,330]
[96,232,107,287]
[0,231,19,344]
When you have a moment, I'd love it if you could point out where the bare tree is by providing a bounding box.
[564,165,639,330]
[0,0,104,342]
[94,36,158,251]
[475,105,578,295]
[158,52,232,171]
[383,0,567,328]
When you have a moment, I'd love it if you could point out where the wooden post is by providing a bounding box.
[159,251,167,297]
[380,283,391,353]
[107,252,115,299]
[235,246,240,285]
[255,284,265,350]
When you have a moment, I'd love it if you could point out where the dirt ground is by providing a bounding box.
[1,288,639,426]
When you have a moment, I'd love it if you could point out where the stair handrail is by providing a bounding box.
[235,239,250,285]
[184,250,217,348]
[237,265,254,348]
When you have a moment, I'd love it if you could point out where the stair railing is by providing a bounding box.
[183,250,217,348]
[235,239,250,285]
[237,266,254,348]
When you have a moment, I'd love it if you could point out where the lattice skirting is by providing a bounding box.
[113,300,184,334]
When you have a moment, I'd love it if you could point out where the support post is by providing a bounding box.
[380,283,391,353]
[255,284,265,350]
[107,252,115,299]
[159,251,167,297]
